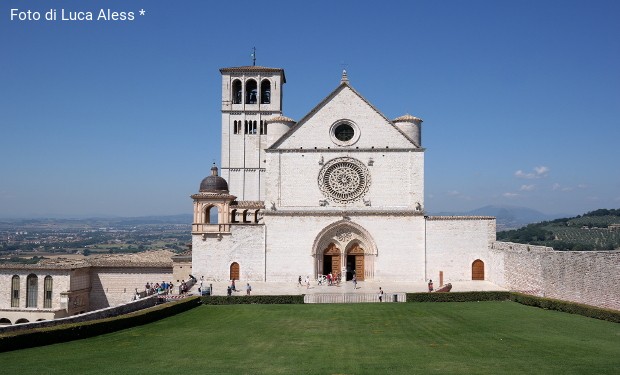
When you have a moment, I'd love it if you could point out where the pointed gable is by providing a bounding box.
[269,82,420,150]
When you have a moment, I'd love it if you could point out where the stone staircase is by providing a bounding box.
[304,292,407,304]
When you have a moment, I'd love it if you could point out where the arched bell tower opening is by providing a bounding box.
[312,219,377,281]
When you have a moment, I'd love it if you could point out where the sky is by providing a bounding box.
[1,0,619,218]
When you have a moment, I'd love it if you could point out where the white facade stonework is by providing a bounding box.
[192,66,496,285]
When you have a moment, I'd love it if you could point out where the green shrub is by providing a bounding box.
[0,296,201,352]
[509,293,620,323]
[201,295,304,305]
[406,291,510,302]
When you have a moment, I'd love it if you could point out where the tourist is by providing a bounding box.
[227,285,232,296]
[246,283,252,296]
[353,274,357,289]
[428,279,434,292]
[305,275,310,289]
[298,275,302,286]
[378,287,384,302]
[231,279,236,292]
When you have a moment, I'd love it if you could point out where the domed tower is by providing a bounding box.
[191,164,236,237]
[393,114,423,147]
[219,65,286,201]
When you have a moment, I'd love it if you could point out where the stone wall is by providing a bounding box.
[192,225,265,283]
[489,241,620,311]
[425,216,496,282]
[89,267,172,310]
[0,269,72,324]
[0,294,157,334]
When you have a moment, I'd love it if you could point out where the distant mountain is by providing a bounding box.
[433,205,566,231]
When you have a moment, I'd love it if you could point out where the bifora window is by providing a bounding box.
[334,123,354,141]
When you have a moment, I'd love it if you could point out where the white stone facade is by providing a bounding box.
[192,66,495,285]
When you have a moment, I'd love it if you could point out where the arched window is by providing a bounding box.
[472,259,485,280]
[252,121,257,134]
[259,120,267,135]
[254,209,261,223]
[231,209,238,223]
[26,274,38,308]
[233,120,238,135]
[11,275,19,308]
[15,318,29,324]
[44,276,53,308]
[205,206,219,224]
[244,120,250,134]
[260,79,271,104]
[0,318,11,325]
[242,210,250,223]
[245,79,257,104]
[232,79,242,104]
[230,262,240,281]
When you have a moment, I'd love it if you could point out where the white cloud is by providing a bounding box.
[503,192,519,198]
[515,166,550,179]
[577,184,588,189]
[552,183,573,192]
[520,184,535,191]
[447,190,460,196]
[586,196,600,201]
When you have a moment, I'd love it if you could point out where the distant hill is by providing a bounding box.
[434,205,565,231]
[496,208,620,251]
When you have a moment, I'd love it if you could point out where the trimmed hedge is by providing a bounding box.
[406,291,510,302]
[509,293,620,323]
[0,296,201,353]
[201,295,304,305]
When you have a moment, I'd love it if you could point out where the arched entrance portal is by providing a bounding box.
[313,219,377,281]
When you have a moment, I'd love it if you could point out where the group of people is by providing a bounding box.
[227,280,252,296]
[145,281,174,295]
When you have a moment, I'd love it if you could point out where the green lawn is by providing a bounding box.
[1,302,618,374]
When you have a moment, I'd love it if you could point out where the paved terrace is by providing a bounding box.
[195,280,507,297]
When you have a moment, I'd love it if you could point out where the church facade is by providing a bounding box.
[191,66,495,284]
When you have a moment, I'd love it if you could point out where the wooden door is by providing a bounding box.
[472,259,484,280]
[349,244,365,281]
[230,262,240,280]
[324,243,341,276]
[355,255,365,281]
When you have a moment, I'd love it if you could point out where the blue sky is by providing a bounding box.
[1,0,619,218]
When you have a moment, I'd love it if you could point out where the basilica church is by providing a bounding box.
[191,65,495,284]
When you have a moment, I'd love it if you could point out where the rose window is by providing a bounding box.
[318,157,371,203]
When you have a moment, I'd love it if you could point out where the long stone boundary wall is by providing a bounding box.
[0,294,157,335]
[489,241,620,311]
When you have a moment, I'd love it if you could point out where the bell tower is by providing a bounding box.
[219,65,286,201]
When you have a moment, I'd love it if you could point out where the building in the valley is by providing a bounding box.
[191,66,496,284]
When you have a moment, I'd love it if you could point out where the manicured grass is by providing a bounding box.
[1,302,619,374]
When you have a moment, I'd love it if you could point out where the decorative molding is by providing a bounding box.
[424,216,495,221]
[265,147,425,153]
[264,209,424,217]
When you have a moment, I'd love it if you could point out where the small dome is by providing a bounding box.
[267,115,296,123]
[199,164,229,193]
[393,114,423,123]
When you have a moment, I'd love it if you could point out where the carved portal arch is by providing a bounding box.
[312,219,377,280]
